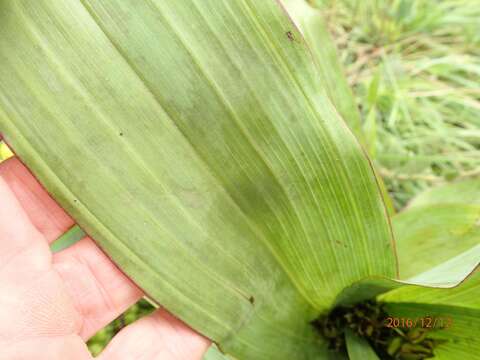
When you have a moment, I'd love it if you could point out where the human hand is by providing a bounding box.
[0,157,211,360]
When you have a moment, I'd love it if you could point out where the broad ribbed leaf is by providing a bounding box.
[405,245,479,287]
[336,245,479,306]
[0,1,396,358]
[282,0,363,140]
[381,270,479,310]
[203,346,232,360]
[378,179,480,316]
[380,244,479,311]
[345,330,379,360]
[403,179,480,282]
[338,178,480,317]
[393,204,480,278]
[408,179,480,209]
[283,0,396,216]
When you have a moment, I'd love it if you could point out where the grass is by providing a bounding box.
[1,0,479,355]
[313,0,480,208]
[87,299,155,356]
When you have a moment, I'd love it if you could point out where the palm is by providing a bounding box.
[0,158,210,360]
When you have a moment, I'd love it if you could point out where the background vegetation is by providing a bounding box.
[1,0,478,356]
[314,0,480,209]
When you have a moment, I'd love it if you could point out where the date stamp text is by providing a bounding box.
[385,316,453,329]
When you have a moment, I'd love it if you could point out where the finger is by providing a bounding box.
[0,176,49,267]
[0,335,92,360]
[0,157,144,337]
[53,237,143,340]
[0,157,74,243]
[98,309,211,360]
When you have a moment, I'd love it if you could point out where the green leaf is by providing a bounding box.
[366,72,381,107]
[381,270,480,311]
[384,302,480,360]
[345,329,380,360]
[408,179,480,209]
[203,346,231,360]
[393,204,480,278]
[380,247,480,310]
[0,0,395,358]
[282,0,364,142]
[336,245,479,307]
[395,0,414,21]
[405,245,479,287]
[363,106,378,158]
[377,179,480,313]
[283,0,396,216]
[50,224,86,253]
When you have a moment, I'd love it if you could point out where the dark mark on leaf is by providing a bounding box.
[286,31,295,42]
[335,240,348,248]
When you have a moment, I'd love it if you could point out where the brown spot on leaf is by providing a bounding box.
[335,240,348,248]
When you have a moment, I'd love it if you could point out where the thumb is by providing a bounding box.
[97,309,211,360]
